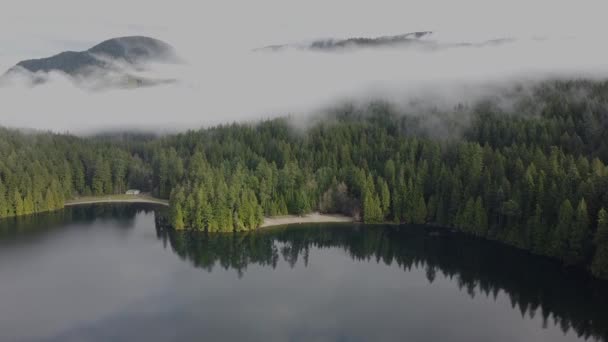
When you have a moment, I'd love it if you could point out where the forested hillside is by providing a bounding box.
[1,80,607,278]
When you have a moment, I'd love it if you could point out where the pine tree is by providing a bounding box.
[279,196,288,216]
[170,188,186,230]
[92,157,108,195]
[378,178,391,217]
[567,199,590,264]
[551,199,573,260]
[72,158,86,194]
[435,196,448,226]
[184,193,196,229]
[426,195,438,224]
[392,179,404,223]
[23,192,34,215]
[0,188,6,218]
[13,191,24,217]
[172,203,185,230]
[448,178,462,224]
[530,204,546,254]
[44,187,55,211]
[473,196,488,237]
[192,187,208,231]
[384,159,396,187]
[412,195,427,224]
[591,208,608,279]
[363,182,383,224]
[459,197,476,232]
[294,189,310,216]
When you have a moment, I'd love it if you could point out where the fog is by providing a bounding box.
[0,0,607,134]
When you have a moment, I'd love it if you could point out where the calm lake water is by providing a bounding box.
[0,204,607,342]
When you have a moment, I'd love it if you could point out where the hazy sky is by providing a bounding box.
[1,0,607,133]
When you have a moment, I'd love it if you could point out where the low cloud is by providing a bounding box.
[1,33,608,134]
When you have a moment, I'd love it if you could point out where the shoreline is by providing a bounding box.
[64,195,169,207]
[62,199,352,228]
[261,212,353,228]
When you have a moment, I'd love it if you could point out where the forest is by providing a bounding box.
[0,79,607,279]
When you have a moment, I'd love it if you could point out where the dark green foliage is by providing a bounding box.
[592,209,608,278]
[362,176,383,223]
[567,199,590,264]
[0,128,153,218]
[1,80,608,278]
[551,200,573,259]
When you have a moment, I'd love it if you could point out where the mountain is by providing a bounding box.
[2,36,179,88]
[255,31,514,52]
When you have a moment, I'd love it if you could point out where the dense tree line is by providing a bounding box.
[0,127,153,219]
[1,80,608,278]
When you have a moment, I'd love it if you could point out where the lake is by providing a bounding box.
[0,204,607,342]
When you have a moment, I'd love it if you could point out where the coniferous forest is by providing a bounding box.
[1,80,608,279]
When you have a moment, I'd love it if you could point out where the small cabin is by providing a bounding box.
[125,189,141,195]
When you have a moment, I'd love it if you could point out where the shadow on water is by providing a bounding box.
[0,204,162,242]
[1,205,607,341]
[157,223,608,342]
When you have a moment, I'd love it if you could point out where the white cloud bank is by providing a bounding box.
[0,0,607,133]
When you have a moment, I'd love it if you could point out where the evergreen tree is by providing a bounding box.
[412,195,427,224]
[44,187,55,211]
[0,182,7,217]
[294,189,311,216]
[473,196,488,237]
[363,180,383,224]
[551,199,573,260]
[567,199,590,264]
[170,188,186,230]
[379,178,391,217]
[172,203,185,230]
[530,204,546,254]
[1,82,608,278]
[591,208,608,278]
[13,191,24,217]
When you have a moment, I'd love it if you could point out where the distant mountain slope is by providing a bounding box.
[309,31,434,50]
[255,31,514,52]
[2,36,179,89]
[15,51,103,75]
[87,36,176,64]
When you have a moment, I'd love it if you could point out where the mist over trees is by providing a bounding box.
[0,79,608,278]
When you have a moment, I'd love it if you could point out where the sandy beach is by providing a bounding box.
[261,212,353,228]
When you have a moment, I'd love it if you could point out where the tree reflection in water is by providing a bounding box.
[1,205,607,342]
[157,222,608,342]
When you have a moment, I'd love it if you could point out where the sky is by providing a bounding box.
[1,0,607,133]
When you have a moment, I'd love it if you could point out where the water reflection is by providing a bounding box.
[0,205,607,342]
[0,204,157,240]
[157,223,608,342]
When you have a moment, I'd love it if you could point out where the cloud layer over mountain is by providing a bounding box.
[0,0,607,133]
[2,36,179,89]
